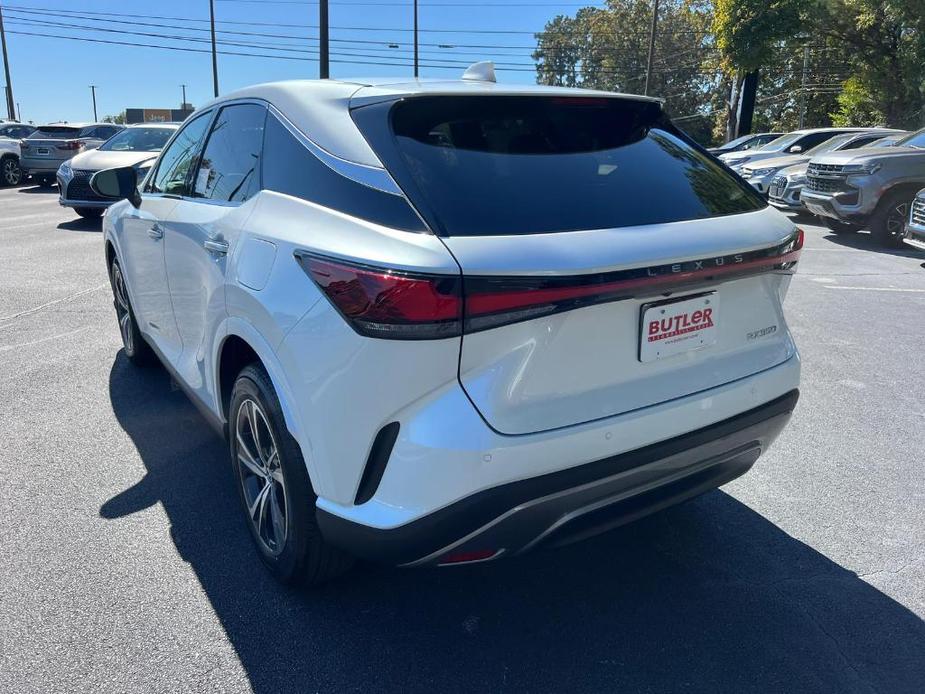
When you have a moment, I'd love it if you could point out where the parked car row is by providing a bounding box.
[715,126,925,248]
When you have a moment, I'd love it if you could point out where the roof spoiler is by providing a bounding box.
[462,61,496,83]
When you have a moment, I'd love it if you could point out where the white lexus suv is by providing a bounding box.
[94,72,802,585]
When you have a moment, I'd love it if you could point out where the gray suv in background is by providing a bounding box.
[20,123,124,187]
[802,128,925,246]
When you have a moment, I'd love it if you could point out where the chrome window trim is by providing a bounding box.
[266,103,403,196]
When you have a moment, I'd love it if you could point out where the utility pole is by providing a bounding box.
[209,0,219,97]
[643,0,659,96]
[0,3,16,119]
[180,83,187,108]
[16,100,20,121]
[89,85,98,121]
[319,0,329,78]
[413,0,419,78]
[798,44,809,129]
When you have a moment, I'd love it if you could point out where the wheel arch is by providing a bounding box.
[880,181,925,206]
[213,318,305,447]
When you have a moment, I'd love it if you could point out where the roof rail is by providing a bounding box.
[462,61,496,83]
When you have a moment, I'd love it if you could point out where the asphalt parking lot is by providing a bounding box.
[1,182,923,694]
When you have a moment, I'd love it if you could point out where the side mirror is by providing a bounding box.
[789,145,803,153]
[90,166,141,208]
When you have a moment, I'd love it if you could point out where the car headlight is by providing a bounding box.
[790,173,807,184]
[841,162,881,175]
[749,167,778,177]
[58,160,72,177]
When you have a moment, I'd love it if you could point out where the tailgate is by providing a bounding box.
[446,208,800,434]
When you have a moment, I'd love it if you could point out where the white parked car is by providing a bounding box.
[0,137,21,186]
[719,128,866,171]
[94,74,802,585]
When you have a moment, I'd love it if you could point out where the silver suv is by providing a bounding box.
[802,128,925,246]
[904,188,925,250]
[20,122,124,187]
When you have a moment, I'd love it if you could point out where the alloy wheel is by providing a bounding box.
[111,264,134,355]
[236,398,288,556]
[1,158,20,186]
[886,202,909,238]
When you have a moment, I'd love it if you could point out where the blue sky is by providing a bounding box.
[1,0,606,124]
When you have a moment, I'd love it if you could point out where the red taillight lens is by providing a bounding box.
[57,140,82,151]
[296,253,462,340]
[438,549,499,565]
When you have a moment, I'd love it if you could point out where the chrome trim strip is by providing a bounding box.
[266,104,403,196]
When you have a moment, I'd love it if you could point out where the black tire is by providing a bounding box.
[230,364,353,586]
[75,207,104,219]
[36,175,54,188]
[869,190,913,248]
[109,258,157,367]
[0,155,21,186]
[822,217,861,234]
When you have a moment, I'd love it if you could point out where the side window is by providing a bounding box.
[845,135,879,149]
[149,112,212,195]
[796,133,832,151]
[261,113,426,231]
[192,103,266,203]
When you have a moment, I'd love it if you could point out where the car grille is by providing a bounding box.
[911,198,925,228]
[807,163,845,176]
[770,175,788,198]
[806,176,844,194]
[65,169,106,202]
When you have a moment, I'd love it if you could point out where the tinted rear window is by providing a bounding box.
[29,126,80,138]
[353,95,764,236]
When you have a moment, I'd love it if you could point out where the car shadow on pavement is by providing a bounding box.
[822,230,925,259]
[57,217,102,232]
[103,355,925,694]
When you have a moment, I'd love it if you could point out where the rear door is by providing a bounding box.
[163,102,267,401]
[353,94,802,435]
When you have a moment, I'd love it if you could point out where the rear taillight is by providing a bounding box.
[57,140,82,151]
[295,252,462,340]
[296,231,802,340]
[462,229,803,333]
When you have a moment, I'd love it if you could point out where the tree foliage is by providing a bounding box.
[533,0,925,144]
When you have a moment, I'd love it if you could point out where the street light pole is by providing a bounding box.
[209,0,219,97]
[643,0,659,96]
[0,3,16,119]
[319,0,329,78]
[413,0,419,78]
[89,85,98,122]
[181,83,187,108]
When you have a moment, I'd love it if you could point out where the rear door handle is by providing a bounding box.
[204,238,229,255]
[147,223,163,240]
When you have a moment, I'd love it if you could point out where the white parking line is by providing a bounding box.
[824,285,925,292]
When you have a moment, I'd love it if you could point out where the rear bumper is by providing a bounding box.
[20,157,64,175]
[318,389,799,566]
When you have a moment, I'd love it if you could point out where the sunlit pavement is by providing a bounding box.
[1,183,923,693]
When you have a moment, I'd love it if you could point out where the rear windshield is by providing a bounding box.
[100,127,175,152]
[29,126,81,138]
[353,95,764,236]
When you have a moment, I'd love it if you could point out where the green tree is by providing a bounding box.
[712,0,806,139]
[830,75,886,125]
[533,1,717,142]
[103,112,126,124]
